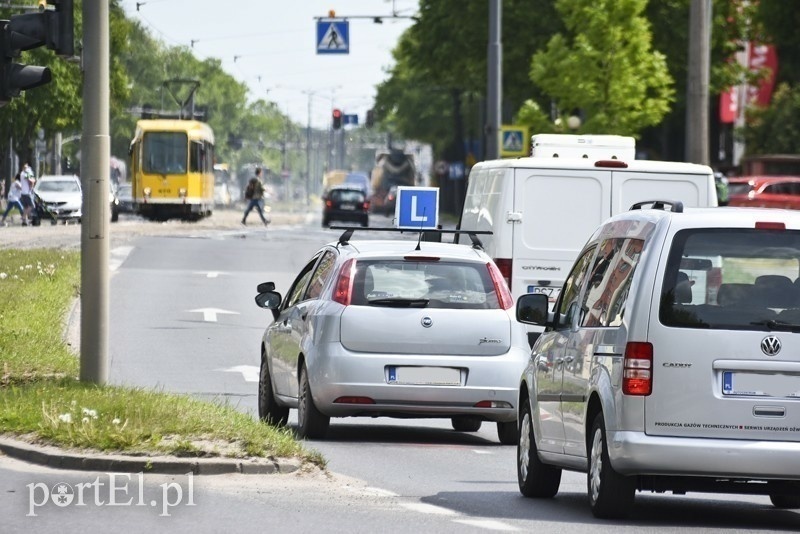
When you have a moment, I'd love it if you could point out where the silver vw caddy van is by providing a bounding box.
[515,201,800,518]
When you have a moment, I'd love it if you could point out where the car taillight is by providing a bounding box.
[325,200,333,208]
[487,261,514,310]
[493,258,512,289]
[755,221,785,230]
[363,201,370,210]
[332,258,355,305]
[622,342,653,396]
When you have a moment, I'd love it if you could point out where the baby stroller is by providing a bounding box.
[29,192,59,226]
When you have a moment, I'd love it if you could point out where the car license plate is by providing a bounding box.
[722,371,800,398]
[340,203,356,210]
[527,285,560,302]
[387,366,461,386]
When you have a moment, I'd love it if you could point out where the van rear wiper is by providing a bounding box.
[367,298,429,308]
[750,319,800,332]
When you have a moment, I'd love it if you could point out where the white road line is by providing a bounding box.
[398,502,457,516]
[109,246,134,272]
[452,518,519,531]
[218,365,259,382]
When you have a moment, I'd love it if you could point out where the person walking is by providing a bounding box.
[241,167,269,226]
[1,174,25,226]
[19,163,35,226]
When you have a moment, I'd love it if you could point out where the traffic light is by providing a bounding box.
[0,0,74,104]
[332,108,342,130]
[365,109,375,128]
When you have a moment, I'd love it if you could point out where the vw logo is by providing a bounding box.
[761,336,782,356]
[421,316,433,328]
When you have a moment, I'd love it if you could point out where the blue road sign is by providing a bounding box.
[395,186,439,230]
[343,114,358,125]
[317,19,349,55]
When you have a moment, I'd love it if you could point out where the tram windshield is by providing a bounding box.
[143,132,188,174]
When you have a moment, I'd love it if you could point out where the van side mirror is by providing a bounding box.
[516,293,551,325]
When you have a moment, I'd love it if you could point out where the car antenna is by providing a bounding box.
[338,228,355,246]
[414,207,427,251]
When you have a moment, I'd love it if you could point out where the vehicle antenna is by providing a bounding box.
[414,207,427,251]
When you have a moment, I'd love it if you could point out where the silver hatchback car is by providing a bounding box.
[516,202,800,518]
[255,230,531,442]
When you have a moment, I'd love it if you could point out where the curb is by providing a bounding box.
[0,437,302,475]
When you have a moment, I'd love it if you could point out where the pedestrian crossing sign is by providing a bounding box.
[317,19,349,55]
[500,126,529,157]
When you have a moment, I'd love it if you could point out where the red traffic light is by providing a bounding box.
[332,108,342,130]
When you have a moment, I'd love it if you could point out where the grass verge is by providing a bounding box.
[0,249,323,466]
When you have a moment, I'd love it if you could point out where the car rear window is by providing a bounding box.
[349,260,501,309]
[727,183,752,196]
[329,189,365,203]
[660,228,800,330]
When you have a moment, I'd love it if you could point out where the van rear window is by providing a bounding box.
[660,229,800,330]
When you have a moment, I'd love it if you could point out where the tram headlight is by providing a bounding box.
[143,187,152,198]
[178,187,187,198]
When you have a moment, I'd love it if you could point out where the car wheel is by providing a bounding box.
[588,412,636,518]
[258,353,289,426]
[321,217,329,228]
[497,420,518,445]
[111,210,119,223]
[769,493,800,509]
[451,416,482,432]
[296,364,330,439]
[518,397,561,497]
[361,216,369,227]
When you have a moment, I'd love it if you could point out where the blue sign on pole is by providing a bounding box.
[316,19,349,55]
[395,187,439,230]
[343,114,358,125]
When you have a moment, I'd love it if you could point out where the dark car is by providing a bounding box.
[322,185,369,227]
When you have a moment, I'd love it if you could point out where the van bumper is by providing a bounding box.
[608,431,800,479]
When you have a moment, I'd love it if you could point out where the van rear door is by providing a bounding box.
[611,169,713,215]
[511,168,612,304]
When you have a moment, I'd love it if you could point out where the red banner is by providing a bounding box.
[747,43,778,107]
[719,86,738,124]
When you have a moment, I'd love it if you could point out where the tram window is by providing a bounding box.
[144,132,187,174]
[190,141,202,172]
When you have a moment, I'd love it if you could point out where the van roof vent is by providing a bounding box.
[630,200,684,213]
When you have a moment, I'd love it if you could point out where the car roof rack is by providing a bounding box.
[329,226,492,250]
[629,200,684,213]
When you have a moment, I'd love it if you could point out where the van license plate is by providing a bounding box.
[527,286,560,301]
[722,371,800,398]
[387,366,461,386]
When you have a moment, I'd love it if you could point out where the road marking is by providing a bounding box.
[219,365,259,382]
[399,502,457,516]
[195,271,226,278]
[188,307,240,322]
[110,246,134,272]
[453,518,519,531]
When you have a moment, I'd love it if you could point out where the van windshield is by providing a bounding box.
[660,228,800,330]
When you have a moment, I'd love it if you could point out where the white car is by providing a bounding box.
[516,201,800,518]
[33,175,82,223]
[255,229,531,442]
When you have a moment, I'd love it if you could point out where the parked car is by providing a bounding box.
[515,200,800,519]
[728,176,800,210]
[33,175,82,224]
[322,184,369,227]
[254,229,531,442]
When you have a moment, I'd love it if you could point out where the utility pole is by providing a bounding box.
[80,1,110,384]
[686,0,711,165]
[485,0,502,161]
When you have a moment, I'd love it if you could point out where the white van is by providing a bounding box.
[515,203,800,518]
[457,134,716,342]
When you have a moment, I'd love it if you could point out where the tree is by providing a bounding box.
[525,0,674,137]
[740,83,800,155]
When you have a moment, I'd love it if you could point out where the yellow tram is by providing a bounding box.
[129,119,215,221]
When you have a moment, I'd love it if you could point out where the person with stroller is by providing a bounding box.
[1,174,25,226]
[241,167,270,226]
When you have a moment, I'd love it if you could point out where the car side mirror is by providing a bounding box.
[257,281,275,293]
[255,291,282,320]
[516,293,551,325]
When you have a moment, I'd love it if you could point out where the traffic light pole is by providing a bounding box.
[79,1,110,385]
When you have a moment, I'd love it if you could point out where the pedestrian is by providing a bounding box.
[241,167,269,226]
[1,174,25,226]
[19,163,35,226]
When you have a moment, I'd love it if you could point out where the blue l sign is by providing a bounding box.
[395,187,439,230]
